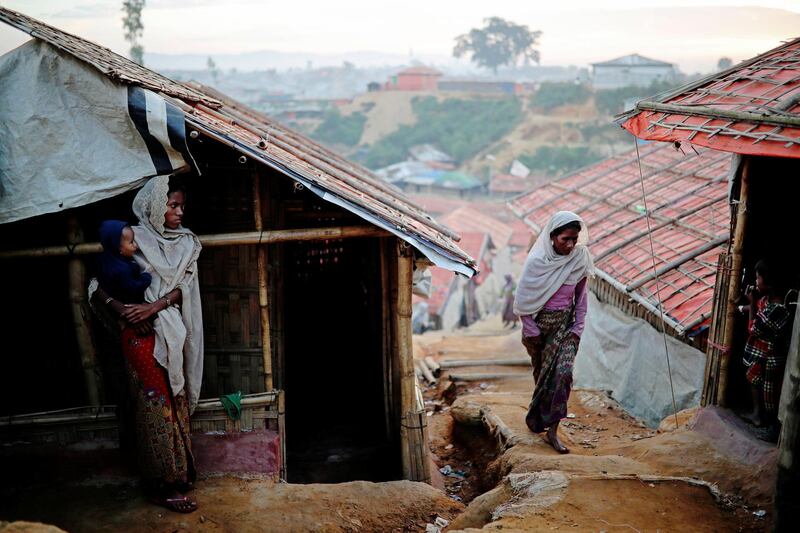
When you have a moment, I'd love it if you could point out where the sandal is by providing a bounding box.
[150,494,198,513]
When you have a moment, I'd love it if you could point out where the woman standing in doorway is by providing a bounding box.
[92,175,204,512]
[514,211,593,454]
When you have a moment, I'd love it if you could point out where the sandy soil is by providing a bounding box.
[415,315,771,532]
[3,478,462,533]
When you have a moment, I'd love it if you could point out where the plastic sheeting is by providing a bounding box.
[574,293,705,428]
[0,40,187,224]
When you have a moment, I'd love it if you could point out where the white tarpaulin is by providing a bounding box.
[0,40,191,224]
[574,293,706,427]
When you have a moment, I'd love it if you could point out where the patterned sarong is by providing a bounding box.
[521,308,578,433]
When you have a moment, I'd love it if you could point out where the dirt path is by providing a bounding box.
[415,315,772,531]
[4,478,462,533]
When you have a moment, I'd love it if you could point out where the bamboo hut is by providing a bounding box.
[0,7,476,485]
[617,37,800,523]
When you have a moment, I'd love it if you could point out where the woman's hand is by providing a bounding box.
[122,302,159,324]
[133,321,154,336]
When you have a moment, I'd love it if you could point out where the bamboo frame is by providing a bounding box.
[252,173,273,392]
[716,157,750,406]
[0,226,391,259]
[66,215,101,406]
[395,241,431,483]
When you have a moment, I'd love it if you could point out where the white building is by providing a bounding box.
[591,54,678,89]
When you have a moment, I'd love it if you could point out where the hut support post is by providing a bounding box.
[716,157,750,406]
[395,241,431,483]
[252,173,273,391]
[66,215,101,406]
[775,305,800,528]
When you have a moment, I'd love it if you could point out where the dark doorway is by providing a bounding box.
[283,237,399,482]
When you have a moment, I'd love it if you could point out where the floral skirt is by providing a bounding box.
[121,328,195,485]
[521,308,578,433]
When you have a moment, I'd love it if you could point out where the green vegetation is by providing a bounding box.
[518,145,604,176]
[594,80,677,116]
[530,82,591,111]
[312,108,367,147]
[361,96,522,169]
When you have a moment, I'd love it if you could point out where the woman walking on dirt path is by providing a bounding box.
[91,175,204,513]
[514,211,593,454]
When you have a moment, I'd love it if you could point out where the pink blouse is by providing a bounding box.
[520,278,588,338]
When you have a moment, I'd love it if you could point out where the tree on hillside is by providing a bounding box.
[453,17,542,74]
[717,57,733,71]
[122,0,145,65]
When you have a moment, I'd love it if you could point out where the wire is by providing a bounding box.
[634,139,681,430]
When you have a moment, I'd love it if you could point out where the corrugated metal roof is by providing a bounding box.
[508,143,732,334]
[0,6,477,276]
[618,37,800,159]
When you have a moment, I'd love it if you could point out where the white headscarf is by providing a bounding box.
[513,211,594,317]
[132,175,204,413]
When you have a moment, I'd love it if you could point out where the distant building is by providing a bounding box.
[437,80,523,95]
[591,54,677,89]
[367,81,382,92]
[385,66,442,91]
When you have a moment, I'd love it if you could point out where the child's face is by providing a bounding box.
[119,226,138,258]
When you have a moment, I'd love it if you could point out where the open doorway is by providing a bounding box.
[283,237,399,483]
[724,156,800,427]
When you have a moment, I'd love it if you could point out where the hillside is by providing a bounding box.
[305,81,671,179]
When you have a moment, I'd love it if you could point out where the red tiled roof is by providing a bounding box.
[619,37,800,159]
[489,174,548,194]
[440,207,513,249]
[508,142,732,334]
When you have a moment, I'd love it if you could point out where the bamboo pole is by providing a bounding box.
[716,157,750,406]
[396,242,413,480]
[448,372,529,382]
[252,173,273,392]
[395,241,430,482]
[439,358,531,368]
[423,356,441,377]
[415,360,436,386]
[0,226,391,259]
[66,215,101,406]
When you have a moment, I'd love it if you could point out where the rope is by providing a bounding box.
[634,140,681,430]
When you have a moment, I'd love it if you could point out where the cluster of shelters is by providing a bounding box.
[380,66,528,95]
[375,144,483,197]
[0,7,477,487]
[409,196,532,332]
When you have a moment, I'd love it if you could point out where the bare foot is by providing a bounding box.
[545,427,570,454]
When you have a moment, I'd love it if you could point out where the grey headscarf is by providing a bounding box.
[513,211,594,317]
[132,175,204,413]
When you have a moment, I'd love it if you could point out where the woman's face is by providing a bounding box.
[164,190,185,230]
[552,228,579,256]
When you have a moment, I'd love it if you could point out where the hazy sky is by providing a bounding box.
[1,1,799,71]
